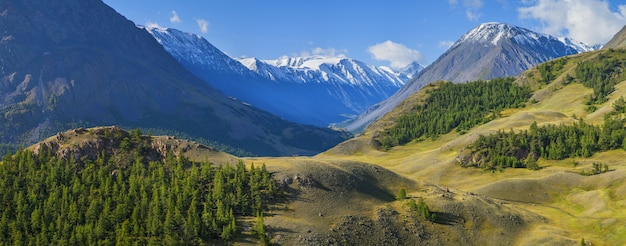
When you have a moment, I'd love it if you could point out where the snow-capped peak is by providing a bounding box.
[452,22,596,53]
[235,54,419,87]
[263,55,346,70]
[556,37,596,53]
[455,22,521,46]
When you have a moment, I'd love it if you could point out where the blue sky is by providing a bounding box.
[103,0,626,68]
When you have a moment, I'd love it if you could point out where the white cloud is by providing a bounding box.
[298,47,347,58]
[169,11,181,23]
[450,0,484,21]
[438,40,455,49]
[145,22,162,29]
[518,0,626,45]
[196,18,209,33]
[367,41,425,69]
[313,47,346,57]
[466,9,482,21]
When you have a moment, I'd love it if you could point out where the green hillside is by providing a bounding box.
[0,127,279,244]
[318,47,626,245]
[4,47,626,245]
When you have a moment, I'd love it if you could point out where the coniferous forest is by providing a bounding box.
[462,116,624,170]
[379,77,532,150]
[0,129,279,245]
[461,48,626,171]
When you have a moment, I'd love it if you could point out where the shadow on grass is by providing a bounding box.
[433,211,464,225]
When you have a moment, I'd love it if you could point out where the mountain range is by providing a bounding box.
[3,0,626,245]
[0,0,348,156]
[146,26,421,126]
[343,22,596,133]
[12,28,626,244]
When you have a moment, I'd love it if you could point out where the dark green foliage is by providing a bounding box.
[379,78,531,150]
[407,198,435,222]
[255,213,270,245]
[575,49,626,105]
[0,135,280,244]
[578,162,611,176]
[396,188,407,200]
[464,116,626,170]
[537,57,569,84]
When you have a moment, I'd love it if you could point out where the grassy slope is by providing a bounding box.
[244,49,626,245]
[23,49,625,245]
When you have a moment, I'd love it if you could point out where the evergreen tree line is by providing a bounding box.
[379,77,531,150]
[575,49,626,106]
[0,131,279,245]
[407,198,435,222]
[464,115,625,170]
[537,56,569,84]
[537,48,626,109]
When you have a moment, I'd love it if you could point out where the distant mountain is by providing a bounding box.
[604,25,626,49]
[237,55,417,87]
[344,22,595,133]
[146,27,421,126]
[0,0,348,156]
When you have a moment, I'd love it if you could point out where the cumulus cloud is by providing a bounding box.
[367,41,425,69]
[466,9,482,21]
[518,0,626,45]
[450,0,484,21]
[169,11,181,23]
[196,18,209,33]
[438,40,455,49]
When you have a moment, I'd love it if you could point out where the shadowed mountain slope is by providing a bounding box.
[146,26,420,126]
[0,0,348,156]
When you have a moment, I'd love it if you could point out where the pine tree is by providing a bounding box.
[397,188,407,200]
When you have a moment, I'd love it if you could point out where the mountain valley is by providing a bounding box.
[2,0,626,245]
[146,26,421,126]
[0,0,349,157]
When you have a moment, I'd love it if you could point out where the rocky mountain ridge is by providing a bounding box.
[146,26,421,126]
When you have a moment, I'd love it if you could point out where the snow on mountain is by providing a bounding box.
[454,22,595,54]
[144,26,253,76]
[144,27,422,126]
[344,22,597,133]
[236,55,416,88]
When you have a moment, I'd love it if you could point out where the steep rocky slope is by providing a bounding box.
[0,0,348,156]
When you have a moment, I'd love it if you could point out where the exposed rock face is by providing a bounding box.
[32,127,126,164]
[30,126,238,165]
